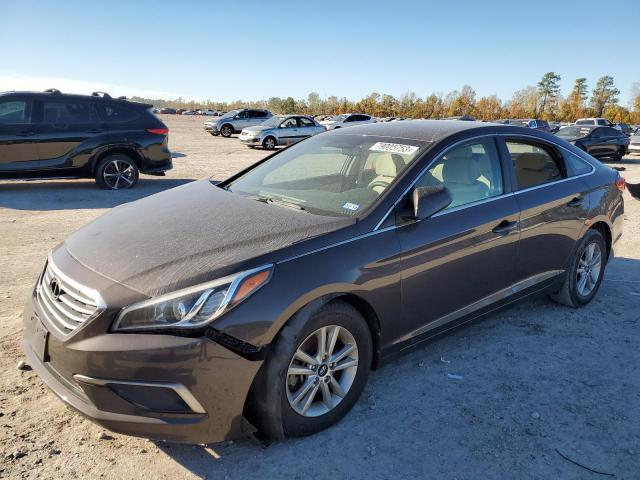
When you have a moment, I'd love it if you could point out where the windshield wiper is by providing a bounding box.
[265,197,306,211]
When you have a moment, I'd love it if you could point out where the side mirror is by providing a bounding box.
[234,115,241,119]
[401,185,453,221]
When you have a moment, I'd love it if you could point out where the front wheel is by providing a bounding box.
[95,154,139,190]
[613,147,625,161]
[220,124,233,137]
[247,300,372,439]
[551,229,606,307]
[262,136,276,150]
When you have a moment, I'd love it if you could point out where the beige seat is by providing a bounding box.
[515,153,550,189]
[368,154,404,193]
[441,147,489,206]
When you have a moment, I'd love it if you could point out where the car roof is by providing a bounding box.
[0,90,147,106]
[326,119,523,142]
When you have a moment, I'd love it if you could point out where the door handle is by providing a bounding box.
[16,131,35,137]
[567,197,584,208]
[492,220,518,235]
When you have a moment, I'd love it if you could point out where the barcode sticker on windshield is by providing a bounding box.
[370,142,419,155]
[343,202,360,211]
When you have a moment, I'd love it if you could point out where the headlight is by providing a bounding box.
[245,130,259,137]
[112,265,273,332]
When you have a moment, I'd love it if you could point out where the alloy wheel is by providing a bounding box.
[576,241,602,296]
[102,160,135,190]
[264,138,275,150]
[286,325,359,417]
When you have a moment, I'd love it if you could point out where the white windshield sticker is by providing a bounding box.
[342,202,360,211]
[370,142,419,155]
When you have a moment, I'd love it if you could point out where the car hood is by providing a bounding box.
[63,179,354,297]
[243,125,271,133]
[557,135,584,142]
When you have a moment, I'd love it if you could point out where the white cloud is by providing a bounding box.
[0,73,198,100]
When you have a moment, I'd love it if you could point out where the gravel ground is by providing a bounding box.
[1,115,639,479]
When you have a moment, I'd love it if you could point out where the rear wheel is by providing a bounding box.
[551,229,606,307]
[95,154,139,190]
[247,300,372,439]
[220,124,233,137]
[262,136,276,150]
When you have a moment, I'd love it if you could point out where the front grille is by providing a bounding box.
[36,259,101,334]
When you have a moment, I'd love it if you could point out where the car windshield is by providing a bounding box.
[556,126,593,137]
[225,134,428,217]
[329,115,348,121]
[575,120,592,125]
[219,109,241,119]
[261,115,288,127]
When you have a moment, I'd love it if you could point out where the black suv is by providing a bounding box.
[0,89,172,189]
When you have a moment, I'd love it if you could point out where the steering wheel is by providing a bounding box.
[368,180,390,191]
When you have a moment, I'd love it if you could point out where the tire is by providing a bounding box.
[248,300,372,440]
[613,147,625,162]
[210,132,219,136]
[95,154,139,190]
[262,136,276,150]
[551,229,606,307]
[220,124,233,137]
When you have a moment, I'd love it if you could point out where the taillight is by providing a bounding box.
[146,128,169,135]
[616,176,626,192]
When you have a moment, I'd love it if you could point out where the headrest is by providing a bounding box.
[441,147,480,184]
[374,154,403,177]
[518,153,548,171]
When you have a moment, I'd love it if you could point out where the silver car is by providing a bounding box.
[239,115,325,150]
[204,108,272,137]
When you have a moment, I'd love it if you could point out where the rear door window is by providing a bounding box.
[42,100,99,124]
[506,141,564,190]
[564,151,593,176]
[0,99,30,124]
[299,117,315,127]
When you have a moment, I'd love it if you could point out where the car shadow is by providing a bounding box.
[0,178,196,211]
[151,255,640,479]
[171,152,187,158]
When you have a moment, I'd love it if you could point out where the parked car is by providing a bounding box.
[200,109,216,116]
[500,119,550,132]
[555,125,629,160]
[0,89,172,189]
[239,115,325,150]
[320,113,375,130]
[628,127,640,154]
[204,108,273,137]
[615,123,634,136]
[159,107,177,115]
[575,118,614,127]
[443,115,476,121]
[22,120,624,444]
[182,110,197,116]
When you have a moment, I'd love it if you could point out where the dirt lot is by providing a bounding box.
[1,115,639,479]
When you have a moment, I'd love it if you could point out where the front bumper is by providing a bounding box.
[239,135,261,144]
[22,292,262,444]
[204,124,220,133]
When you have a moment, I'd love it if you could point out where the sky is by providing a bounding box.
[1,0,638,104]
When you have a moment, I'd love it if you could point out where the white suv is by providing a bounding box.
[320,113,376,130]
[575,118,614,127]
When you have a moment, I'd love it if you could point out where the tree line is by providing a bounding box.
[132,73,640,123]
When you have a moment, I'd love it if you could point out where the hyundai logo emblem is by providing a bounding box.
[50,278,62,300]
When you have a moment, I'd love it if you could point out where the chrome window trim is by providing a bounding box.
[279,132,597,265]
[73,374,206,414]
[373,132,596,230]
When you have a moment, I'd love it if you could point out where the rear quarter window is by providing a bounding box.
[101,104,140,123]
[564,151,593,176]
